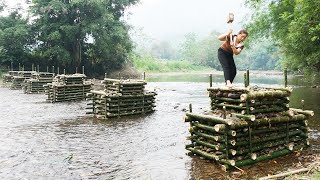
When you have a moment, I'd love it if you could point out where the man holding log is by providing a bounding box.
[218,13,248,88]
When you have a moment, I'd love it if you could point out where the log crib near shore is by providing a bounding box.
[185,70,313,171]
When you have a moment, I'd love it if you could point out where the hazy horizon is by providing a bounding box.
[126,0,250,43]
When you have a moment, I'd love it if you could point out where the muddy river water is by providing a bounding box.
[0,73,319,179]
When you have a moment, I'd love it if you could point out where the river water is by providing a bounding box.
[0,73,319,179]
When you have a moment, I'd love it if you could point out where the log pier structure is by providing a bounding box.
[86,78,156,119]
[185,72,313,170]
[44,74,92,102]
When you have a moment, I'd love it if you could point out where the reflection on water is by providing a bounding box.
[0,73,319,179]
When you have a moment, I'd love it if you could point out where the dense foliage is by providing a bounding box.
[0,0,138,76]
[245,0,320,73]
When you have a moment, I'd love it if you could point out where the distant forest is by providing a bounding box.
[0,0,319,76]
[0,0,139,77]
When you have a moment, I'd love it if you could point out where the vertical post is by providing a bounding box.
[8,66,10,71]
[222,106,226,119]
[189,103,192,113]
[11,62,13,71]
[82,66,84,74]
[63,69,66,75]
[143,72,146,80]
[22,65,24,71]
[46,66,49,72]
[76,67,78,74]
[104,73,107,79]
[52,66,54,73]
[19,63,21,71]
[246,69,250,87]
[37,65,40,72]
[284,68,288,88]
[32,63,34,71]
[57,67,60,75]
[209,74,212,87]
[118,72,121,80]
[244,73,247,87]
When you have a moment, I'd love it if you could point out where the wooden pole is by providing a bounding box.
[32,64,34,71]
[52,66,54,73]
[63,69,66,75]
[284,68,288,87]
[189,103,192,113]
[19,63,21,71]
[244,73,247,87]
[246,69,250,87]
[76,67,78,73]
[57,67,60,74]
[82,66,85,74]
[46,66,49,72]
[143,72,146,80]
[105,73,107,79]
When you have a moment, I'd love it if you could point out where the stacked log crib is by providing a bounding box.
[86,78,156,119]
[44,74,92,102]
[23,72,55,94]
[185,86,313,170]
[10,71,36,89]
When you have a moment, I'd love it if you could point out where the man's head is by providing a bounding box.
[238,29,248,42]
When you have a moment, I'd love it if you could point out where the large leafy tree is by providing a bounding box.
[31,0,138,75]
[245,0,320,73]
[0,11,33,69]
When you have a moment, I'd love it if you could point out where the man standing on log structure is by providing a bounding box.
[217,14,248,88]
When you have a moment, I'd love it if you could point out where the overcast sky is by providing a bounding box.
[3,0,250,42]
[126,0,250,42]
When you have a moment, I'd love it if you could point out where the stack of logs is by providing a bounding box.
[185,86,313,170]
[86,78,156,119]
[44,74,92,102]
[2,71,19,84]
[10,71,36,89]
[23,72,55,94]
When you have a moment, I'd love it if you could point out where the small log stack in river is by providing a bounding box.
[185,86,312,170]
[10,71,36,89]
[86,78,156,119]
[23,72,55,94]
[44,74,92,102]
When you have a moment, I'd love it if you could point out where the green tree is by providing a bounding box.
[0,11,33,69]
[179,31,221,69]
[31,0,138,75]
[245,0,320,73]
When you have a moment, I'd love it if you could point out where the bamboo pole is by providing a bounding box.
[290,108,314,117]
[186,147,219,161]
[234,145,305,167]
[186,112,233,125]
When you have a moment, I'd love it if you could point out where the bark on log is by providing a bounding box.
[186,112,233,125]
[234,145,305,167]
[290,108,314,117]
[240,90,291,101]
[186,147,219,161]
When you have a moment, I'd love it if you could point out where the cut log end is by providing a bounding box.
[287,143,294,151]
[251,153,257,160]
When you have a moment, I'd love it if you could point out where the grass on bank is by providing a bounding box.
[131,53,211,73]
